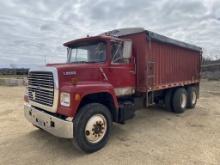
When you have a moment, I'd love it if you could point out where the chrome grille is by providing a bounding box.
[28,71,54,107]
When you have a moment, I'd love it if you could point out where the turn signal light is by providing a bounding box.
[74,93,81,101]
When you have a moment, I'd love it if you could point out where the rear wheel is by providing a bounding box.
[73,103,112,153]
[186,86,198,108]
[164,89,174,111]
[172,88,187,113]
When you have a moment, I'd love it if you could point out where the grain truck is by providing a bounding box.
[24,28,202,153]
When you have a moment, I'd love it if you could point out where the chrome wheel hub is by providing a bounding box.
[192,91,197,104]
[180,93,187,109]
[85,114,107,143]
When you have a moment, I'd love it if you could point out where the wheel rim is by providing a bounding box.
[180,93,187,109]
[192,91,197,105]
[85,114,107,143]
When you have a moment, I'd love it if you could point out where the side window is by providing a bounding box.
[111,42,129,64]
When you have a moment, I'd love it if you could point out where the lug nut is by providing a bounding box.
[85,130,90,136]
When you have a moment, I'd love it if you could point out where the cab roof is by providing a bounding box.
[64,28,202,52]
[102,28,202,52]
[63,35,121,47]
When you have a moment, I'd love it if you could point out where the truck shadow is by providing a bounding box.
[110,105,185,143]
[26,130,85,157]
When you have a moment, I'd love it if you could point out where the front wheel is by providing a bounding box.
[73,103,112,153]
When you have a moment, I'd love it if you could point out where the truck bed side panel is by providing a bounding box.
[122,32,201,92]
[147,39,201,91]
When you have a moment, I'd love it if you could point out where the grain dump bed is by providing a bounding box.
[105,28,202,92]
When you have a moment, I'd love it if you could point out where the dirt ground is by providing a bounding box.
[0,80,220,165]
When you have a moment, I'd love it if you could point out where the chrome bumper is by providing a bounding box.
[24,103,73,139]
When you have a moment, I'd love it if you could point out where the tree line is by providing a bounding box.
[0,68,29,75]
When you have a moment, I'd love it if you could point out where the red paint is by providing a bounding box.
[47,32,201,117]
[120,32,201,92]
[57,81,118,117]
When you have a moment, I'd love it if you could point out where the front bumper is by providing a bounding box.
[24,103,73,139]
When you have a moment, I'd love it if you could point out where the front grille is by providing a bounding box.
[28,71,54,107]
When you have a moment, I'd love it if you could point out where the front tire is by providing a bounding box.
[73,103,112,153]
[172,88,187,113]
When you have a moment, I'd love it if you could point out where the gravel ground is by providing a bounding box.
[0,80,220,165]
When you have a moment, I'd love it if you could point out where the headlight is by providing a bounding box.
[60,92,70,107]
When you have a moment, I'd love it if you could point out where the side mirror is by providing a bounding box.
[123,40,132,59]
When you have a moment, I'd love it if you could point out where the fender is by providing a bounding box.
[57,81,119,117]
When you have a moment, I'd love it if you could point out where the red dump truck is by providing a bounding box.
[24,28,202,153]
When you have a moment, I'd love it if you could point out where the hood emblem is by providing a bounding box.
[63,71,76,76]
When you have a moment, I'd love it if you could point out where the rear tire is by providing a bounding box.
[172,88,187,113]
[186,86,198,109]
[164,89,174,111]
[73,103,112,153]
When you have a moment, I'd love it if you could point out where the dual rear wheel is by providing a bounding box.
[165,86,198,113]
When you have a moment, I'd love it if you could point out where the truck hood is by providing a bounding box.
[47,63,107,87]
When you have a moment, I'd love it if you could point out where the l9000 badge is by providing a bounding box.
[63,71,76,76]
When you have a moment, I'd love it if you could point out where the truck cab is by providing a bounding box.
[24,34,136,153]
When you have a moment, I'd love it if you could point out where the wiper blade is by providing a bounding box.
[70,61,87,64]
[86,61,100,63]
[71,61,102,64]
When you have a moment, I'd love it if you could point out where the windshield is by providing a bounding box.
[67,41,106,63]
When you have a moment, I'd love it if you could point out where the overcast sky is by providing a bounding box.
[0,0,220,67]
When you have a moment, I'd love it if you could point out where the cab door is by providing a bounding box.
[108,41,135,97]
